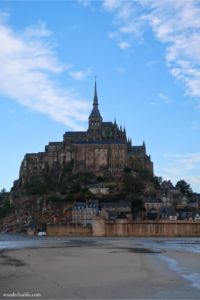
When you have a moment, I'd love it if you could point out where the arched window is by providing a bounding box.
[95,120,96,125]
[92,120,93,126]
[98,120,99,125]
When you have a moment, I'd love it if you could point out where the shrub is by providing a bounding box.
[25,177,45,195]
[64,194,74,202]
[72,181,82,194]
[97,176,104,182]
[124,167,131,173]
[0,203,13,219]
[47,194,63,202]
[107,184,117,190]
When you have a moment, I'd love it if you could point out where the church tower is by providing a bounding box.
[88,79,102,139]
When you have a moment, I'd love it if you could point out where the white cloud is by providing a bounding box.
[117,67,124,73]
[158,93,172,103]
[118,42,130,50]
[69,68,91,81]
[160,152,200,192]
[0,13,91,130]
[8,109,15,114]
[103,0,200,102]
[150,102,156,105]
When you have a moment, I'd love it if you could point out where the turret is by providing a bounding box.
[88,78,102,132]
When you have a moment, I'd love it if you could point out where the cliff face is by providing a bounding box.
[0,196,72,234]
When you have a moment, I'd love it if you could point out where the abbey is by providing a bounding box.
[19,82,153,182]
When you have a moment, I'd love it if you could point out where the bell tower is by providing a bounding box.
[88,78,102,139]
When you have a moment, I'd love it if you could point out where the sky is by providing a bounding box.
[1,0,200,192]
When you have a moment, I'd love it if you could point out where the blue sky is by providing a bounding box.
[1,0,200,192]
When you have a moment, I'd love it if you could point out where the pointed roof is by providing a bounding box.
[89,80,102,118]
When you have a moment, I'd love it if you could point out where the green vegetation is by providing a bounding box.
[72,181,82,194]
[64,194,74,202]
[97,176,104,182]
[124,166,131,173]
[0,203,13,219]
[24,177,45,195]
[139,169,152,182]
[176,180,193,196]
[107,184,117,190]
[47,194,63,202]
[10,180,18,192]
[0,188,7,202]
[132,160,143,172]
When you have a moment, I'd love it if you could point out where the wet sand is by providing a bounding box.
[0,236,200,299]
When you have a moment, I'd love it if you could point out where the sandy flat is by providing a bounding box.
[0,238,200,299]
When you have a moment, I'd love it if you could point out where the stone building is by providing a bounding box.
[72,200,98,226]
[88,184,109,194]
[18,81,153,186]
[142,197,163,210]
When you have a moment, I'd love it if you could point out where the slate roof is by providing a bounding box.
[73,203,86,210]
[76,140,126,145]
[170,187,179,191]
[89,185,109,188]
[89,105,102,118]
[63,132,87,137]
[102,122,113,127]
[142,197,162,203]
[159,206,177,216]
[131,146,145,152]
[102,202,131,208]
[189,199,197,204]
[49,142,63,146]
[28,222,37,229]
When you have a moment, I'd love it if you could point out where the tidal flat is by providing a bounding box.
[0,234,200,299]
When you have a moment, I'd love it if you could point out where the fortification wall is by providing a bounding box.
[92,219,200,237]
[47,223,92,236]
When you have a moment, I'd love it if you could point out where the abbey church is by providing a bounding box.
[19,82,153,182]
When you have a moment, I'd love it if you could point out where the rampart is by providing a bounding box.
[47,223,92,236]
[47,219,200,237]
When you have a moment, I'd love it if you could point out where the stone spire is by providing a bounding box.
[93,79,98,105]
[89,79,102,118]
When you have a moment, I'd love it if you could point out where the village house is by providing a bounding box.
[158,188,171,206]
[27,222,37,235]
[194,210,200,220]
[142,197,163,210]
[159,207,177,220]
[161,180,173,188]
[72,200,98,226]
[172,193,188,207]
[100,208,132,220]
[101,202,131,212]
[88,184,109,195]
[188,199,198,209]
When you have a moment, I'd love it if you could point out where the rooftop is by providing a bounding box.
[63,132,87,136]
[102,203,131,208]
[89,185,109,188]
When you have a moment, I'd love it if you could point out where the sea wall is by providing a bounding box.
[47,219,200,237]
[93,219,200,237]
[47,223,92,236]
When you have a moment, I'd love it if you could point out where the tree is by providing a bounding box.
[176,180,193,196]
[139,169,152,182]
[72,181,82,194]
[0,188,7,201]
[97,176,104,182]
[25,177,45,195]
[132,160,143,172]
[152,176,162,188]
[131,199,143,212]
[47,194,63,202]
[132,176,145,193]
[64,194,74,202]
[124,167,131,173]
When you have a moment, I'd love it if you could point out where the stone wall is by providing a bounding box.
[92,219,200,237]
[47,223,92,236]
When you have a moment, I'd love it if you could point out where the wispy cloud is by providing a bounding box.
[103,0,200,104]
[118,42,130,51]
[0,12,90,130]
[159,93,172,103]
[160,152,200,191]
[69,68,91,81]
[150,102,156,105]
[8,109,15,114]
[117,67,124,73]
